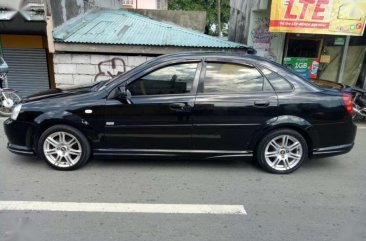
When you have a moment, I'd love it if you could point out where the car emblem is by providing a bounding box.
[85,109,93,114]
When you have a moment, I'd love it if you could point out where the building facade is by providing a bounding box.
[0,0,53,97]
[0,0,237,95]
[52,9,250,88]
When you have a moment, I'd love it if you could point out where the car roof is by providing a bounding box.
[153,52,280,67]
[155,51,255,60]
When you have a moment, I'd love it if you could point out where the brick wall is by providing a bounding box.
[53,53,154,87]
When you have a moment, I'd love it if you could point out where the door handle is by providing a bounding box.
[254,100,270,107]
[169,103,186,111]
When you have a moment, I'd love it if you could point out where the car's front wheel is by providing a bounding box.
[256,129,308,174]
[38,125,91,170]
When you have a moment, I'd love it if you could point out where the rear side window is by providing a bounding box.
[201,62,264,93]
[261,68,293,92]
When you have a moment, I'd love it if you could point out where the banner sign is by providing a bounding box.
[270,0,366,36]
[283,57,320,79]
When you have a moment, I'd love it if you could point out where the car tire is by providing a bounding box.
[256,129,308,174]
[38,125,91,170]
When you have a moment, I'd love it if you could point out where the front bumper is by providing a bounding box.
[3,118,37,156]
[8,143,35,155]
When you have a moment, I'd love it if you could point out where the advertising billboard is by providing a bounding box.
[269,0,366,36]
[283,57,320,79]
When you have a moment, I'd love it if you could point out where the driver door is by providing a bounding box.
[104,61,201,153]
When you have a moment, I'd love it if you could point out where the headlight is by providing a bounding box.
[11,104,22,120]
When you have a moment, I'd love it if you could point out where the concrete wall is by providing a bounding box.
[247,11,285,64]
[229,0,265,45]
[132,9,207,32]
[53,53,153,87]
[229,0,285,64]
[156,0,168,10]
[48,0,85,27]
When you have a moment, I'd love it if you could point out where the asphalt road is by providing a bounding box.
[0,119,365,241]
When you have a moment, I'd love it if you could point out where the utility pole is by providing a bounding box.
[217,0,222,37]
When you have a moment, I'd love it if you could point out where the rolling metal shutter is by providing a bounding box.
[3,48,50,97]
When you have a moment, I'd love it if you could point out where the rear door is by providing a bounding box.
[192,58,279,151]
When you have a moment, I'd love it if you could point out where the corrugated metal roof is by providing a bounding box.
[53,9,247,49]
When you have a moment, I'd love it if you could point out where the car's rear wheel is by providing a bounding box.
[38,125,91,170]
[256,129,308,174]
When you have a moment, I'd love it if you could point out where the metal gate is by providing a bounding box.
[2,48,50,97]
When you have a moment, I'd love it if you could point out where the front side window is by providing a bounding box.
[201,62,264,93]
[127,63,198,96]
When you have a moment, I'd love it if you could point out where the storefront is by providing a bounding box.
[282,33,366,88]
[229,0,366,88]
[269,0,366,88]
[0,34,52,97]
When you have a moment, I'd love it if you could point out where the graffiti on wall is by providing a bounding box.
[94,58,127,82]
[250,16,279,61]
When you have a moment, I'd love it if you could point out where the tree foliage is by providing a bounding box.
[168,0,230,35]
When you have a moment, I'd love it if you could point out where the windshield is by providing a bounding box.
[92,73,127,91]
[95,57,158,91]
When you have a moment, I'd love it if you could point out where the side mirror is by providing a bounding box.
[117,86,132,104]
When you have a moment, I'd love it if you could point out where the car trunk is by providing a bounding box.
[311,79,349,91]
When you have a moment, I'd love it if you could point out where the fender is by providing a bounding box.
[248,115,320,152]
[32,110,98,149]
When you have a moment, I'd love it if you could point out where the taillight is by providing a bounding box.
[342,93,353,116]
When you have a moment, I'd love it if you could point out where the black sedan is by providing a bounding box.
[3,52,357,173]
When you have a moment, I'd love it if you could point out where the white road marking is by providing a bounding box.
[357,126,366,129]
[0,201,247,215]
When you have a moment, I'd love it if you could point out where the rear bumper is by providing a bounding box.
[312,143,354,158]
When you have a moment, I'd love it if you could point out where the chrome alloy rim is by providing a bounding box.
[43,132,82,168]
[264,135,303,171]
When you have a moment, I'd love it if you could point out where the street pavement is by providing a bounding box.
[0,118,365,241]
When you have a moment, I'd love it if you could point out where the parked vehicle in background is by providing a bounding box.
[0,57,22,117]
[3,52,357,173]
[350,87,366,121]
[0,87,22,117]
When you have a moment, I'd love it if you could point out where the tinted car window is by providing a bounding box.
[127,63,198,95]
[261,68,293,91]
[201,63,264,93]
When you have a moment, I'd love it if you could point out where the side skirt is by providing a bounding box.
[93,149,253,159]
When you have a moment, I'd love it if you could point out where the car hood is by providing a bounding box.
[24,85,94,102]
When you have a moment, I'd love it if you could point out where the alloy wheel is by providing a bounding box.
[264,135,303,171]
[43,131,82,168]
